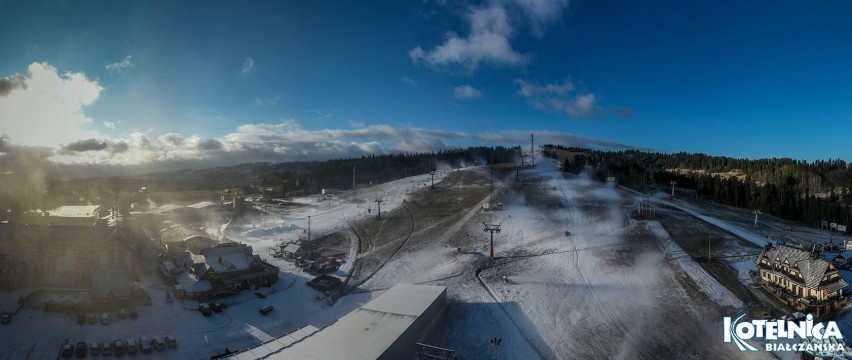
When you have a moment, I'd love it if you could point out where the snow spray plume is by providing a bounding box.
[0,136,55,212]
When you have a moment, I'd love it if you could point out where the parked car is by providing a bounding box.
[210,302,224,312]
[1,313,10,324]
[101,342,112,356]
[100,313,110,325]
[164,334,177,348]
[259,305,273,315]
[198,303,212,316]
[113,340,125,356]
[61,343,74,358]
[128,307,138,319]
[151,336,165,351]
[87,313,96,324]
[254,292,266,299]
[75,342,87,358]
[139,336,151,353]
[89,342,100,356]
[118,308,127,319]
[126,338,138,354]
[76,313,85,325]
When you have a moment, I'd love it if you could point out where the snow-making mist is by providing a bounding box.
[332,157,775,359]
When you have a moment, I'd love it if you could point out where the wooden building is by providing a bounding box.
[756,244,848,317]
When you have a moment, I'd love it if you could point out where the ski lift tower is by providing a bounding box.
[483,222,502,258]
[375,196,384,220]
[430,170,436,189]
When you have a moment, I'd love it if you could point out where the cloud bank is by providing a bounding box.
[0,61,635,173]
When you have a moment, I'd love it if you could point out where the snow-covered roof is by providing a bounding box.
[268,284,446,359]
[282,244,300,253]
[223,325,320,360]
[201,243,257,272]
[758,244,848,290]
[174,271,213,293]
[207,253,253,272]
[362,283,447,316]
[160,225,214,243]
[188,201,218,209]
[147,204,194,215]
[45,205,100,218]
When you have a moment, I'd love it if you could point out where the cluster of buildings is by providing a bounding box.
[0,198,278,307]
[158,232,279,299]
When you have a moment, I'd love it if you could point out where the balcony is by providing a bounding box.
[799,295,847,308]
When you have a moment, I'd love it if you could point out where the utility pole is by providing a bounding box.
[670,180,677,198]
[753,209,762,228]
[530,133,535,167]
[352,163,357,200]
[483,222,502,258]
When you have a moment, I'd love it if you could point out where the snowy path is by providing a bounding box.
[645,221,744,309]
[661,199,770,247]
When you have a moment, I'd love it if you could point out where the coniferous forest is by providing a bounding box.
[544,145,852,230]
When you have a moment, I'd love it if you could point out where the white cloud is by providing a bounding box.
[410,0,573,73]
[410,5,529,72]
[0,62,102,147]
[106,55,134,73]
[453,85,484,99]
[400,76,419,87]
[241,58,255,75]
[514,78,606,118]
[513,0,571,36]
[254,95,281,106]
[103,121,116,129]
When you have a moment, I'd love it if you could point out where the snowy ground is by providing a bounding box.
[3,154,848,359]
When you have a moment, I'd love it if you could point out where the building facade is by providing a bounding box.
[756,244,848,317]
[0,223,135,289]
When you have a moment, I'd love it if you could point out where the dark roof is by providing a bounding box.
[758,244,849,290]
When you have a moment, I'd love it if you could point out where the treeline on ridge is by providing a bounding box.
[544,145,852,229]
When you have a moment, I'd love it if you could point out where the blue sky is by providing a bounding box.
[2,0,852,167]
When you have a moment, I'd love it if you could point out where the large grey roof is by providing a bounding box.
[265,284,446,360]
[759,244,848,290]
